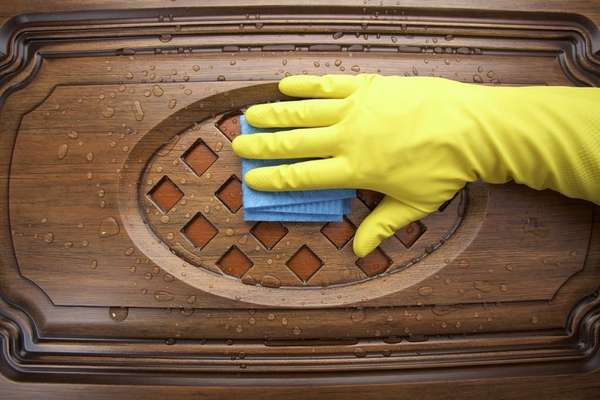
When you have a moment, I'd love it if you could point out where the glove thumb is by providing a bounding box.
[353,196,429,257]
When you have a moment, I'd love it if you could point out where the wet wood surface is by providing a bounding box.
[0,1,599,398]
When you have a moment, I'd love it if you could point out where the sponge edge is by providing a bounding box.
[239,115,355,221]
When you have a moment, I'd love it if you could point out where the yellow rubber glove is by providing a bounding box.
[232,74,600,257]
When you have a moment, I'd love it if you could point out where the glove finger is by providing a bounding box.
[353,196,429,257]
[244,157,352,191]
[245,98,346,128]
[232,127,337,159]
[279,74,361,99]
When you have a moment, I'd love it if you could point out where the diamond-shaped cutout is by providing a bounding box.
[182,139,218,177]
[357,189,384,210]
[217,245,253,278]
[147,176,183,213]
[181,213,218,250]
[216,112,242,141]
[286,245,323,283]
[251,221,288,250]
[356,247,392,277]
[321,217,356,249]
[215,175,242,213]
[395,221,427,248]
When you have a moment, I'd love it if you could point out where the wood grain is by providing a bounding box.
[0,1,599,398]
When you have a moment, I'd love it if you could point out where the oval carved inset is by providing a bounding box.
[118,85,484,307]
[140,113,467,289]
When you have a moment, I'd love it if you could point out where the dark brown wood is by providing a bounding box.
[0,1,599,398]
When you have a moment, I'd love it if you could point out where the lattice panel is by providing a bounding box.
[141,113,466,288]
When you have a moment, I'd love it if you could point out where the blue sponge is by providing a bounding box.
[239,115,355,221]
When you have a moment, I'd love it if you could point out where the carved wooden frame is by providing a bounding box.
[0,5,599,386]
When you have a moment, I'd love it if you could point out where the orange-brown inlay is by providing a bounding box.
[182,139,218,176]
[181,213,218,250]
[216,112,242,141]
[395,221,426,248]
[215,175,242,213]
[148,176,183,213]
[357,189,384,210]
[356,247,392,277]
[321,217,356,249]
[216,245,253,278]
[286,245,323,283]
[250,221,289,250]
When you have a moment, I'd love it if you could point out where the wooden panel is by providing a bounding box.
[0,2,599,398]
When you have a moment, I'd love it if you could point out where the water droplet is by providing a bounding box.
[281,317,288,326]
[152,85,164,97]
[163,273,175,282]
[292,326,302,335]
[85,152,94,162]
[154,290,175,302]
[267,313,276,320]
[418,286,433,296]
[167,98,177,109]
[531,315,539,324]
[225,228,234,236]
[44,232,54,243]
[90,259,98,269]
[109,306,129,321]
[98,189,105,198]
[99,217,120,237]
[184,89,192,95]
[64,241,73,248]
[266,258,273,265]
[57,144,69,160]
[144,272,153,280]
[354,348,366,358]
[334,59,342,66]
[124,247,134,256]
[68,130,79,139]
[102,107,115,118]
[180,308,194,316]
[351,309,365,322]
[351,65,360,72]
[129,265,136,273]
[217,75,226,81]
[473,280,493,293]
[186,295,196,304]
[133,100,144,121]
[472,74,483,83]
[332,32,344,40]
[260,275,281,288]
[160,215,170,223]
[159,34,173,42]
[445,34,454,41]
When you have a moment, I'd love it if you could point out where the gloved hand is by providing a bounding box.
[232,74,600,257]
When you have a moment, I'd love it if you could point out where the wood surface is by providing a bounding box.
[0,1,599,398]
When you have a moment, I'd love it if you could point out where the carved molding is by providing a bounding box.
[0,5,599,384]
